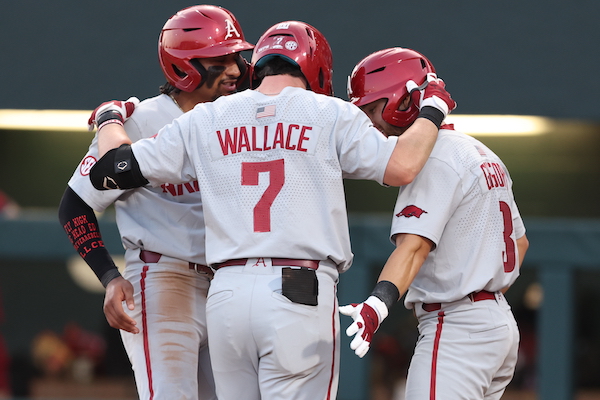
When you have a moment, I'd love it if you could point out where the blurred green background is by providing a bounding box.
[2,121,599,218]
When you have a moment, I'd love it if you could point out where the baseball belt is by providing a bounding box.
[212,258,319,270]
[421,290,497,312]
[212,258,320,306]
[139,249,214,277]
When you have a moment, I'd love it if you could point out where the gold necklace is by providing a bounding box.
[258,90,281,96]
[169,94,183,111]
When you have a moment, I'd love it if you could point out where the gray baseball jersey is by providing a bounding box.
[390,128,525,308]
[69,94,206,265]
[127,86,399,400]
[131,87,398,271]
[390,126,524,399]
[69,93,214,400]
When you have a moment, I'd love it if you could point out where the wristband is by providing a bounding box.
[100,268,123,288]
[96,110,124,127]
[97,118,124,131]
[417,106,445,129]
[370,280,400,311]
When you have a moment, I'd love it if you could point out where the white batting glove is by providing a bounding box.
[339,295,389,358]
[407,73,457,119]
[87,97,140,131]
[405,72,437,96]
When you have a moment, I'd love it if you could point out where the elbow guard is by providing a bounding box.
[90,144,148,190]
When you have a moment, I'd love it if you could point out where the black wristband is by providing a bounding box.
[417,106,445,129]
[96,110,124,127]
[100,268,123,288]
[370,281,400,311]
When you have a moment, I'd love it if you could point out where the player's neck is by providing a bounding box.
[169,92,196,113]
[256,75,307,96]
[171,90,216,113]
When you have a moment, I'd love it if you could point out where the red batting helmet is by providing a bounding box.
[158,5,254,92]
[348,47,436,127]
[251,21,333,96]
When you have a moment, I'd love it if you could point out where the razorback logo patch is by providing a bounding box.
[396,205,427,218]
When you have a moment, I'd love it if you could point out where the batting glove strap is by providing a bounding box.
[97,110,124,124]
[364,295,389,321]
[370,280,400,311]
[417,106,445,129]
[87,97,140,131]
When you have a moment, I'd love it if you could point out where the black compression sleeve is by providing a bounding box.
[58,186,121,287]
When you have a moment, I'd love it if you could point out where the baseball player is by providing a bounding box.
[339,47,530,399]
[58,6,253,400]
[85,21,456,400]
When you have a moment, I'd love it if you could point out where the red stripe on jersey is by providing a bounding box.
[430,311,445,400]
[326,287,337,400]
[140,265,155,400]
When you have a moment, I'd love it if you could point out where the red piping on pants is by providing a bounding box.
[430,311,445,400]
[326,287,337,400]
[141,265,154,400]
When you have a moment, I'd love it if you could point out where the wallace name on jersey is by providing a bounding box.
[212,122,321,159]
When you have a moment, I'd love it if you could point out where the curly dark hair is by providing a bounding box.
[159,82,181,96]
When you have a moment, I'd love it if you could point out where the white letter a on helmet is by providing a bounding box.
[224,19,240,40]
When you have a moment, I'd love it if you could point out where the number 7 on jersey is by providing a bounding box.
[241,159,285,232]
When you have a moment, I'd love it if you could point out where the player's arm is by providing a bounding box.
[58,186,122,286]
[339,233,432,357]
[383,77,457,186]
[93,117,148,189]
[85,97,139,158]
[384,118,438,186]
[517,234,529,267]
[502,234,529,294]
[58,187,139,333]
[85,98,150,190]
[377,233,433,296]
[98,123,132,157]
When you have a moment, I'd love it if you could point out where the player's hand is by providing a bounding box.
[87,97,140,131]
[339,295,389,358]
[103,276,139,334]
[407,73,457,119]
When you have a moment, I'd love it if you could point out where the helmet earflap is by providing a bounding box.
[348,48,435,127]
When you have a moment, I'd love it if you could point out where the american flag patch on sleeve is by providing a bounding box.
[256,105,276,119]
